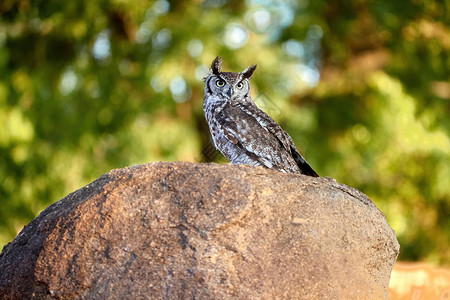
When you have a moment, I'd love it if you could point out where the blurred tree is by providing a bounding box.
[0,0,449,264]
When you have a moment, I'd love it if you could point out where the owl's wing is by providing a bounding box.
[221,102,319,177]
[216,103,295,172]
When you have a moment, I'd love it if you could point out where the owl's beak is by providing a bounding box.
[227,87,233,98]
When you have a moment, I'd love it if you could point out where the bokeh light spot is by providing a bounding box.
[59,69,78,95]
[92,31,111,61]
[187,39,204,58]
[223,24,249,50]
[170,76,189,103]
[247,9,273,33]
[283,40,305,58]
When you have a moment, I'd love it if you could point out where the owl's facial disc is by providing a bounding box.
[207,72,249,100]
[211,76,233,99]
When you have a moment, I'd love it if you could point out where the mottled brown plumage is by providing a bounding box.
[203,57,318,177]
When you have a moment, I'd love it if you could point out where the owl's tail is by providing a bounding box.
[291,147,319,177]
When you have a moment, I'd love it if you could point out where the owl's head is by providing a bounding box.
[204,57,257,100]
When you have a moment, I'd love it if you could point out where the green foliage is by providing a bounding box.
[1,0,449,264]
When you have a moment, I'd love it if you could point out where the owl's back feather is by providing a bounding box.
[218,102,318,176]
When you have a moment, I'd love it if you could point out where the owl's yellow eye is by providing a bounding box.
[216,80,225,87]
[236,81,244,89]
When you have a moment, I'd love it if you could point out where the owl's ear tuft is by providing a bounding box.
[211,57,222,75]
[242,65,257,79]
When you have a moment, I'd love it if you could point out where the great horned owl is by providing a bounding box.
[203,57,319,177]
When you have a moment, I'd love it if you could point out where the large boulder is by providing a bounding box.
[0,162,399,299]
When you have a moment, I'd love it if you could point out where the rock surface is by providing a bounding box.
[0,161,399,299]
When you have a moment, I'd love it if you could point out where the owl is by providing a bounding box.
[203,57,319,177]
